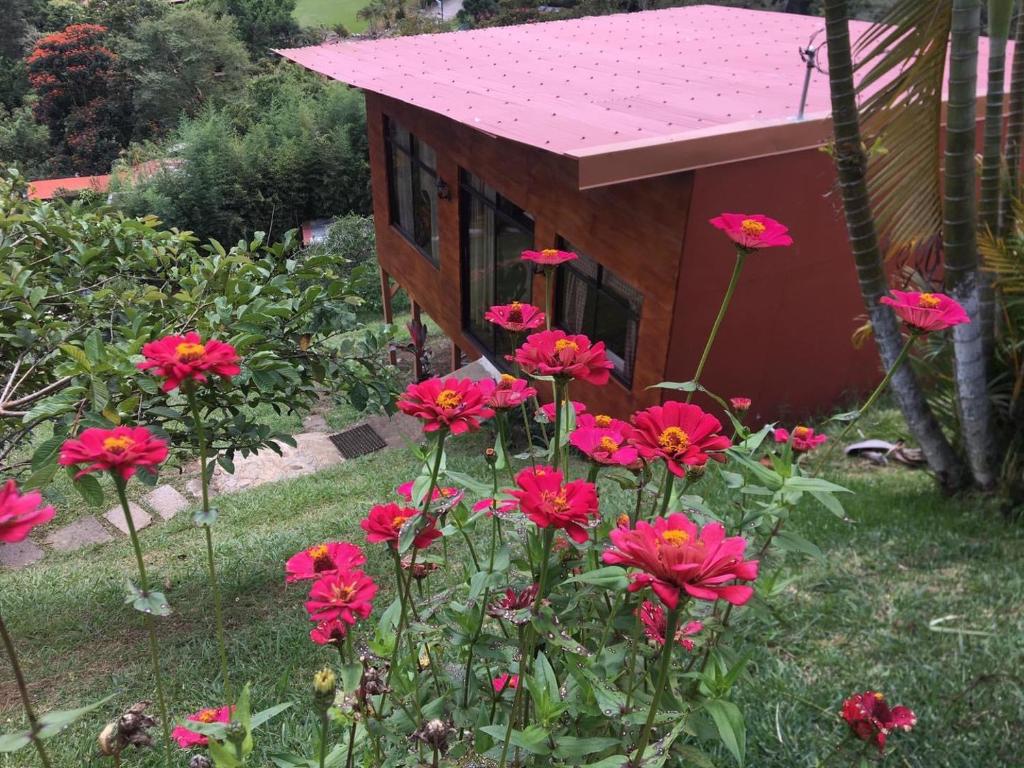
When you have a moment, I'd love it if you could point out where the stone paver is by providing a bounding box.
[361,412,424,449]
[143,485,189,520]
[0,540,45,569]
[452,356,501,383]
[303,413,329,432]
[45,516,114,551]
[104,502,152,535]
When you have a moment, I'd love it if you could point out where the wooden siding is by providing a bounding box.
[366,91,695,417]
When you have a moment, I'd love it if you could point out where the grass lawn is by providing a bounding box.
[293,0,369,33]
[1,413,1022,766]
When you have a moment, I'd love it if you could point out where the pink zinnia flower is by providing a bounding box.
[137,332,241,393]
[285,541,366,583]
[397,377,496,435]
[172,706,233,748]
[515,330,613,385]
[578,412,632,433]
[487,584,539,622]
[709,213,793,250]
[638,601,703,651]
[729,397,751,413]
[570,426,639,467]
[521,248,578,266]
[0,480,55,543]
[360,502,442,549]
[841,691,916,753]
[879,290,970,333]
[773,425,827,453]
[59,426,168,480]
[484,302,546,333]
[305,568,377,626]
[396,481,464,512]
[492,673,519,692]
[536,399,587,424]
[630,402,731,477]
[603,513,759,609]
[508,466,598,544]
[488,374,538,410]
[310,619,349,646]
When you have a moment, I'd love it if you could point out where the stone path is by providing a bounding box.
[0,359,499,571]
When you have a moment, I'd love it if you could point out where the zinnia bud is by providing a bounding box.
[314,667,337,711]
[484,447,498,466]
[224,721,247,747]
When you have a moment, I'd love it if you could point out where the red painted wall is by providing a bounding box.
[664,147,881,424]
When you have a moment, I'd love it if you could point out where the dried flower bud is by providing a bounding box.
[401,556,439,581]
[484,447,498,466]
[686,463,707,481]
[97,701,156,756]
[224,721,247,747]
[411,717,455,753]
[358,661,389,701]
[98,722,119,756]
[189,756,214,768]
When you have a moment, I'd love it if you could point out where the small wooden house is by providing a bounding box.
[278,6,999,420]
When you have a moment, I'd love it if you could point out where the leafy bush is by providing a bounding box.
[0,170,395,487]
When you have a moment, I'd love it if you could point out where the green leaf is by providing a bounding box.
[553,737,621,759]
[563,566,629,590]
[773,530,824,561]
[125,582,172,616]
[250,702,293,729]
[194,506,219,526]
[71,472,104,507]
[781,476,852,494]
[704,699,746,766]
[443,469,491,496]
[479,725,552,755]
[36,694,117,738]
[649,380,699,392]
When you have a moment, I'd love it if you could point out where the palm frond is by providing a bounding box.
[854,0,953,260]
[980,200,1024,294]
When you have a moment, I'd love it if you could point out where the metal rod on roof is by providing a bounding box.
[796,28,827,121]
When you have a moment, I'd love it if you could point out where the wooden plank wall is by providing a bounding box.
[365,91,695,417]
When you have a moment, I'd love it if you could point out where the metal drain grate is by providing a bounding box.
[328,424,388,459]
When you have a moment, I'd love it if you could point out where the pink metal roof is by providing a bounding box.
[276,6,1003,188]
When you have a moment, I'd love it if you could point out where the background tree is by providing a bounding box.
[121,8,251,137]
[0,105,53,177]
[198,0,299,54]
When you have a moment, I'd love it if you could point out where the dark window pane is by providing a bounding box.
[385,116,438,266]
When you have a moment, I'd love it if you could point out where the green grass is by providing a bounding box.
[293,0,369,32]
[1,414,1022,766]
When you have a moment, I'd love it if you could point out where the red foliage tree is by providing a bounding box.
[25,24,130,174]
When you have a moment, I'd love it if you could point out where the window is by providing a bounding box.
[460,170,534,358]
[385,117,440,266]
[557,242,642,386]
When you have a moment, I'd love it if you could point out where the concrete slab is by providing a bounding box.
[104,502,152,535]
[0,540,45,569]
[45,516,114,551]
[143,485,189,520]
[451,356,501,382]
[360,413,424,449]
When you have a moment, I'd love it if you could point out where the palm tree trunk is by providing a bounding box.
[946,0,998,488]
[1002,3,1024,233]
[823,0,968,491]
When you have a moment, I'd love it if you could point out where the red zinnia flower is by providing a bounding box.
[578,412,632,433]
[484,302,546,333]
[487,584,539,622]
[630,402,731,477]
[472,497,518,517]
[515,330,613,385]
[0,480,55,543]
[841,691,916,753]
[285,541,366,583]
[396,481,464,512]
[59,426,168,480]
[570,426,639,467]
[305,568,378,625]
[137,332,241,393]
[508,466,598,544]
[879,290,970,333]
[397,377,496,435]
[360,502,442,549]
[729,397,751,413]
[310,618,349,646]
[603,513,759,609]
[637,601,703,651]
[172,706,233,748]
[488,375,538,410]
[773,426,827,453]
[521,248,578,266]
[709,213,793,250]
[492,673,519,692]
[536,399,587,424]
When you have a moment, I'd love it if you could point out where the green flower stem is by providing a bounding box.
[113,477,172,768]
[382,547,413,714]
[498,627,528,768]
[686,250,748,404]
[534,528,556,608]
[0,609,53,768]
[633,605,681,762]
[544,266,555,331]
[593,593,624,656]
[497,412,518,486]
[658,469,674,517]
[184,384,232,705]
[318,710,329,768]
[519,401,539,468]
[630,482,645,525]
[814,331,920,474]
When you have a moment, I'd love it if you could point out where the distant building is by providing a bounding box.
[27,160,180,203]
[277,6,1007,419]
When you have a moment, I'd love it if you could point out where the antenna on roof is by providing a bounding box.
[796,28,828,121]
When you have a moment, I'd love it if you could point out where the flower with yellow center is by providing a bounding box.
[331,581,358,602]
[792,426,811,439]
[598,436,620,453]
[658,427,691,454]
[306,544,330,566]
[554,339,579,353]
[507,302,523,323]
[500,373,517,385]
[917,293,941,309]
[176,341,207,362]
[102,436,135,454]
[740,219,766,238]
[541,249,559,259]
[196,708,219,724]
[435,389,463,409]
[540,490,571,515]
[661,529,690,546]
[391,515,409,532]
[594,414,612,427]
[873,692,885,701]
[616,513,630,528]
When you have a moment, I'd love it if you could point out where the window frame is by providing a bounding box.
[459,169,535,359]
[383,115,440,267]
[555,242,642,387]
